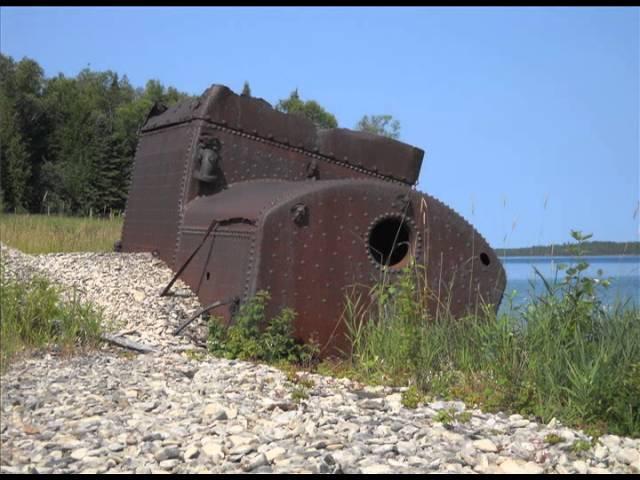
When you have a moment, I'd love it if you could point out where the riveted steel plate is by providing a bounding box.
[121,83,506,357]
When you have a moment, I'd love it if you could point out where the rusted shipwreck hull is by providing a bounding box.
[120,85,506,355]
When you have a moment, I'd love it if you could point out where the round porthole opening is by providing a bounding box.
[368,217,411,267]
[480,252,491,266]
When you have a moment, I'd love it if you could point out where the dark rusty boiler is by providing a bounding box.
[120,84,506,355]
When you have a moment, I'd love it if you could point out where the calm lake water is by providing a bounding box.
[500,255,640,311]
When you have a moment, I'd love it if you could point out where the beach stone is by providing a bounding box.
[184,445,199,460]
[70,448,89,461]
[201,440,224,461]
[265,447,286,462]
[154,446,180,462]
[573,460,588,474]
[616,448,639,465]
[474,439,498,453]
[203,403,227,421]
[499,459,544,475]
[589,467,612,474]
[159,459,180,470]
[241,453,268,472]
[360,464,394,474]
[594,445,608,461]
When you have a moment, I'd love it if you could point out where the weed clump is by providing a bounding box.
[291,385,309,403]
[544,434,564,445]
[434,409,456,425]
[401,385,423,409]
[570,439,592,454]
[0,267,103,369]
[433,407,471,426]
[207,291,318,364]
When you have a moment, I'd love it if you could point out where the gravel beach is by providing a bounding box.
[1,244,638,474]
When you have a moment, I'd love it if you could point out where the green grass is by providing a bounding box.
[340,233,640,438]
[0,213,123,254]
[544,433,565,445]
[571,439,594,454]
[432,408,472,425]
[291,384,310,403]
[0,265,104,370]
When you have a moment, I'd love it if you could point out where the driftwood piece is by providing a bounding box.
[101,334,157,354]
[173,298,234,336]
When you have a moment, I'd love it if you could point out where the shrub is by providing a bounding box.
[401,385,423,409]
[207,291,319,364]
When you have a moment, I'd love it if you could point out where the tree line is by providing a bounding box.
[0,54,400,216]
[501,241,640,257]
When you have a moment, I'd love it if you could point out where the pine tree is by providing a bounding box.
[2,134,31,211]
[241,81,252,97]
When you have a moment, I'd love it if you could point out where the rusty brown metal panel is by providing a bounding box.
[316,129,423,184]
[181,181,307,227]
[199,85,318,151]
[185,126,379,191]
[121,123,198,268]
[139,85,422,186]
[250,179,504,356]
[141,97,201,132]
[413,192,506,320]
[176,228,252,322]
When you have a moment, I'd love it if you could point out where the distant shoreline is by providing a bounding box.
[497,241,639,257]
[500,253,640,259]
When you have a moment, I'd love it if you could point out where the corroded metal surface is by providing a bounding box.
[121,84,506,356]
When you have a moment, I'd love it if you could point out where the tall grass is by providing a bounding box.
[0,214,123,254]
[342,234,640,437]
[0,264,104,370]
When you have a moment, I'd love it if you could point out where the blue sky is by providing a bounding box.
[2,7,638,248]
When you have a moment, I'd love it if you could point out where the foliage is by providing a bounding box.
[401,385,423,409]
[0,213,123,254]
[207,291,319,364]
[457,411,473,424]
[0,267,103,369]
[434,408,457,425]
[241,81,252,97]
[501,240,640,257]
[570,439,593,454]
[355,114,401,139]
[342,232,640,437]
[276,89,338,129]
[290,385,310,403]
[183,349,208,362]
[0,53,191,216]
[544,434,564,445]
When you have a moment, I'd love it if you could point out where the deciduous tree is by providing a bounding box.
[356,114,401,139]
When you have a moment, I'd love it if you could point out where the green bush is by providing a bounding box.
[401,385,423,409]
[207,291,319,364]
